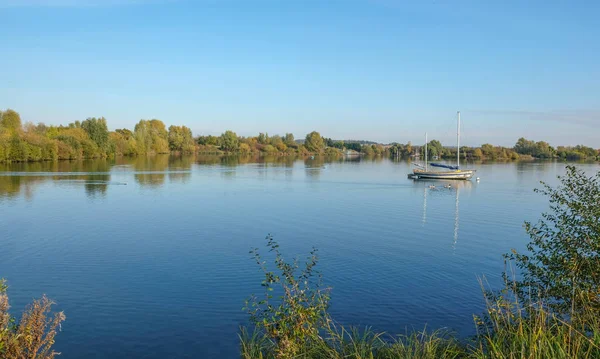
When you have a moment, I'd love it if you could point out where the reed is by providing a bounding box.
[240,241,600,359]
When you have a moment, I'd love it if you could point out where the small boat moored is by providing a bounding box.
[410,111,476,181]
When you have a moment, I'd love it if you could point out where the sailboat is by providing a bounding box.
[410,111,476,180]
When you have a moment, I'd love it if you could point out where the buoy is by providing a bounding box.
[476,177,480,182]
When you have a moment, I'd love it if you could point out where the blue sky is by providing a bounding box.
[1,0,598,146]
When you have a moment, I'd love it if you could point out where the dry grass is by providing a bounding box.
[0,279,66,359]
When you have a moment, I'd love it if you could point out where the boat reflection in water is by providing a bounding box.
[414,179,473,251]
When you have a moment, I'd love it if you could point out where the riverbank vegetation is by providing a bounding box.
[0,280,66,359]
[1,108,598,163]
[390,137,599,161]
[241,165,600,358]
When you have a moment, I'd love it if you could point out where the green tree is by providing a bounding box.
[257,132,269,145]
[9,135,28,161]
[0,109,22,133]
[533,141,555,159]
[168,125,195,152]
[345,142,361,152]
[361,144,374,155]
[0,129,11,162]
[481,143,495,159]
[427,139,443,158]
[220,130,239,152]
[505,166,600,314]
[116,128,134,139]
[284,133,295,146]
[514,137,536,155]
[304,131,324,153]
[197,135,220,146]
[149,120,169,153]
[134,120,152,154]
[270,135,283,148]
[81,117,109,153]
[134,119,169,154]
[331,140,344,149]
[406,142,413,156]
[114,129,138,155]
[68,120,82,129]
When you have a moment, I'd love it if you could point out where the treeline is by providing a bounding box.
[2,108,598,163]
[388,137,599,161]
[196,132,386,156]
[0,109,196,162]
[514,137,599,160]
[0,109,347,163]
[388,140,524,160]
[197,131,339,156]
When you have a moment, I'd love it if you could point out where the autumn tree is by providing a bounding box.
[304,131,324,153]
[257,132,269,145]
[220,130,240,152]
[239,143,251,154]
[284,133,295,146]
[134,119,169,154]
[168,125,195,152]
[0,109,22,133]
[270,135,283,148]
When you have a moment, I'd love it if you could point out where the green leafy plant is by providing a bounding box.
[244,235,331,358]
[504,165,600,315]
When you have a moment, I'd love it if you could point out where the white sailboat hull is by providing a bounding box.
[412,169,476,180]
[409,111,476,181]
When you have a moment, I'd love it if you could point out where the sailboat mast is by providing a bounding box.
[425,132,428,171]
[457,111,460,168]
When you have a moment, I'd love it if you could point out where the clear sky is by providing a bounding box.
[1,0,598,147]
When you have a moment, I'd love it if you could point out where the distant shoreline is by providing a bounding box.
[1,109,598,164]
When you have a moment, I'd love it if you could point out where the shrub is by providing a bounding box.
[504,165,600,315]
[0,279,66,359]
[244,235,330,358]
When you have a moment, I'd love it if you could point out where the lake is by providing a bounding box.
[1,155,598,358]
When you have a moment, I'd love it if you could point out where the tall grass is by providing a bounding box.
[472,281,600,359]
[241,287,600,359]
[240,243,600,359]
[240,324,463,359]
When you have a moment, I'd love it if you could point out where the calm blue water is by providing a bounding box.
[1,155,598,358]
